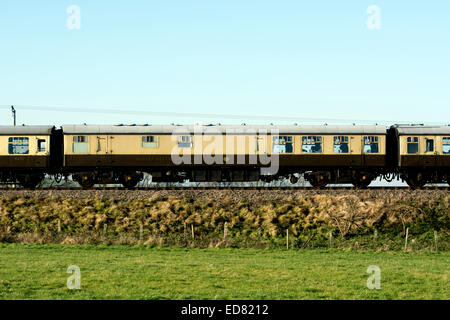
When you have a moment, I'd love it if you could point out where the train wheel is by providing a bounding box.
[17,174,44,189]
[308,176,328,189]
[405,172,426,189]
[352,174,372,189]
[120,172,143,189]
[121,178,140,189]
[289,175,299,184]
[78,179,95,189]
[74,174,96,189]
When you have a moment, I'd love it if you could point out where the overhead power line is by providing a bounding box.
[0,104,444,125]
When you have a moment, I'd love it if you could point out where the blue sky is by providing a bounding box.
[0,0,449,126]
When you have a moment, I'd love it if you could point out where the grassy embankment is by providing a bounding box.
[0,193,448,250]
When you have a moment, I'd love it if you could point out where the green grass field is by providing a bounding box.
[0,244,448,300]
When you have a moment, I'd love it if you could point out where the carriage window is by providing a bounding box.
[272,136,293,153]
[178,136,193,148]
[363,136,379,153]
[302,136,322,153]
[73,136,88,143]
[426,139,434,152]
[142,136,158,148]
[72,136,89,153]
[443,137,450,154]
[37,139,46,152]
[8,137,29,154]
[334,136,349,153]
[407,137,419,154]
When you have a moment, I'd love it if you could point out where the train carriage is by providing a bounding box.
[60,124,387,188]
[0,125,55,187]
[390,125,450,188]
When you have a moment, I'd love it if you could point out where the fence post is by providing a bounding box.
[103,223,107,236]
[373,229,378,249]
[191,224,195,240]
[329,232,333,248]
[286,229,289,250]
[184,222,188,243]
[139,223,143,243]
[57,219,61,233]
[224,222,228,240]
[434,230,438,252]
[404,227,409,252]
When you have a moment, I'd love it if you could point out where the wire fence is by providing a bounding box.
[3,229,448,252]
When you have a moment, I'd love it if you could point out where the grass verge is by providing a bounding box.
[0,244,448,300]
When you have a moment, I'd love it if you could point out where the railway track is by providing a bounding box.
[0,186,449,191]
[1,186,446,203]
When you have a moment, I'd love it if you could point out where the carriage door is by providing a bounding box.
[345,136,360,166]
[255,136,266,154]
[362,136,379,167]
[424,137,437,167]
[108,135,116,166]
[95,135,109,166]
